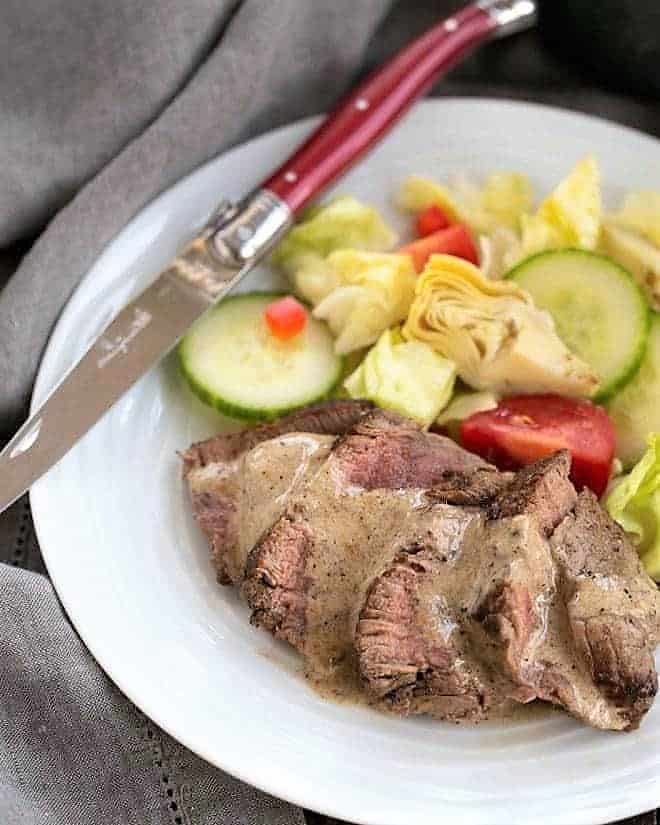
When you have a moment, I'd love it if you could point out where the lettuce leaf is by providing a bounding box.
[397,175,463,221]
[518,156,602,259]
[606,433,660,580]
[312,251,416,354]
[609,191,660,247]
[344,328,456,425]
[271,195,397,305]
[435,389,499,427]
[398,172,531,235]
[452,172,532,234]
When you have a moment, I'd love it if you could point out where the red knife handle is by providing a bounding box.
[261,4,498,214]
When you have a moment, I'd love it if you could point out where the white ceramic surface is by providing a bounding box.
[30,100,660,825]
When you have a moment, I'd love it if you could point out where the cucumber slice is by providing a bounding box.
[179,293,343,420]
[508,249,650,401]
[607,313,660,468]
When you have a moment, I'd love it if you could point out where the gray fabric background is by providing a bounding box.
[1,1,659,823]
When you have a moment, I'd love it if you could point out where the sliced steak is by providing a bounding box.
[356,508,502,721]
[336,409,488,490]
[549,490,660,730]
[184,402,660,732]
[357,495,554,719]
[426,466,511,507]
[477,461,660,730]
[487,450,577,535]
[243,410,490,678]
[182,399,373,474]
[183,400,372,583]
[358,450,659,730]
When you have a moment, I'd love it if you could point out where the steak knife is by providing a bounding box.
[0,0,536,515]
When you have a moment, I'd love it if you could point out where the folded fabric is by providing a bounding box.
[0,0,392,822]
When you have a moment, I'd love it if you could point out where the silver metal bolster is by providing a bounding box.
[210,189,294,267]
[477,0,537,37]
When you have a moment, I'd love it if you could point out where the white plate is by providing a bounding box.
[31,100,660,825]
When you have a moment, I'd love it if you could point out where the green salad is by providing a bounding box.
[179,156,660,580]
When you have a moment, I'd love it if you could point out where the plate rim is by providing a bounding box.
[30,97,660,825]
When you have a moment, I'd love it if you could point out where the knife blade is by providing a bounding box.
[0,0,536,514]
[0,193,293,513]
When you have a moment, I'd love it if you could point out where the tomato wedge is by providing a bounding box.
[460,394,616,497]
[264,296,307,340]
[415,204,451,237]
[399,223,479,272]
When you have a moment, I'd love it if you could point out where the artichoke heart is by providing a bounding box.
[402,254,600,397]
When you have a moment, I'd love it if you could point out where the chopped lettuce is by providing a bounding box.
[436,388,499,427]
[312,251,416,354]
[518,156,602,259]
[398,172,531,235]
[273,195,397,264]
[479,227,522,280]
[600,222,660,310]
[271,196,397,305]
[519,213,565,258]
[609,191,660,247]
[344,328,456,426]
[606,434,660,581]
[397,175,463,221]
[452,172,532,234]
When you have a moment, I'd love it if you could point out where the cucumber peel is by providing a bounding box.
[507,249,650,401]
[179,292,343,421]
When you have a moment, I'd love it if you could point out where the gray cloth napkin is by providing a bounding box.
[2,1,660,824]
[0,1,392,822]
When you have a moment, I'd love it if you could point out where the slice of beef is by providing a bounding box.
[184,400,372,584]
[356,509,503,721]
[243,410,490,677]
[476,461,660,730]
[335,409,488,490]
[487,450,577,535]
[426,466,511,507]
[549,490,660,730]
[182,399,373,474]
[357,449,660,731]
[357,495,554,720]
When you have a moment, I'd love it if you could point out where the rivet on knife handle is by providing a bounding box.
[0,0,536,515]
[260,0,536,215]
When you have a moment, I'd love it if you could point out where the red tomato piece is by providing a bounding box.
[459,394,616,497]
[264,296,307,340]
[415,204,451,237]
[399,223,479,272]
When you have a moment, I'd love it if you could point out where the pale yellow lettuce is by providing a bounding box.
[606,434,660,581]
[344,328,455,425]
[609,191,660,247]
[312,251,416,354]
[518,156,602,258]
[271,196,397,305]
[402,254,599,397]
[272,195,396,265]
[600,221,660,310]
[397,175,463,221]
[398,172,531,235]
[452,172,532,234]
[435,389,499,427]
